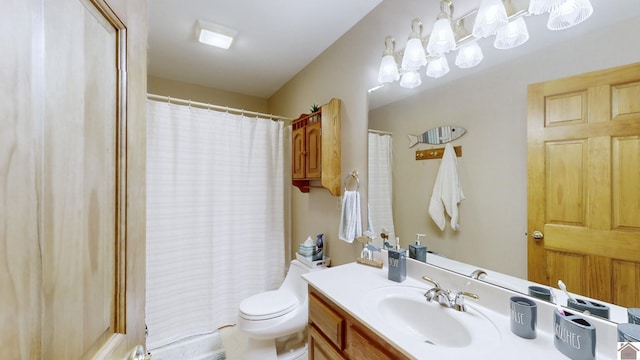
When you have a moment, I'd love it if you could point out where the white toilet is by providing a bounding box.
[237,259,325,360]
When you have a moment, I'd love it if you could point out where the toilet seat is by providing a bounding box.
[239,290,298,321]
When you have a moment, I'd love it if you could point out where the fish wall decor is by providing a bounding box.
[408,126,466,147]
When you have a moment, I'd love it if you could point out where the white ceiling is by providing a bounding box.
[147,0,384,99]
[148,0,640,107]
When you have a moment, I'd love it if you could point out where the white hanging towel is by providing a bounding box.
[428,143,465,231]
[338,190,362,243]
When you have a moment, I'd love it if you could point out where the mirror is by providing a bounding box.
[366,8,640,324]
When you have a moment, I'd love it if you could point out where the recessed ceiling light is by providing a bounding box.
[195,20,237,49]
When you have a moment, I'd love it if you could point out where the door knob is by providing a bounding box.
[532,231,544,241]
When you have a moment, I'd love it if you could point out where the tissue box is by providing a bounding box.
[298,244,315,257]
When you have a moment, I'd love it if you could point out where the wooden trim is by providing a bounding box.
[415,145,462,160]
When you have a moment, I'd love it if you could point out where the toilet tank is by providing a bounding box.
[280,260,321,302]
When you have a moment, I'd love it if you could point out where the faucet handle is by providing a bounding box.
[470,269,487,279]
[453,291,479,311]
[421,275,440,289]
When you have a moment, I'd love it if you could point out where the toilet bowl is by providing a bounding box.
[237,259,325,360]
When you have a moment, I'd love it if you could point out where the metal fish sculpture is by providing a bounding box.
[408,126,466,148]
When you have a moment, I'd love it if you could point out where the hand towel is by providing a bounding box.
[338,190,362,243]
[428,143,465,231]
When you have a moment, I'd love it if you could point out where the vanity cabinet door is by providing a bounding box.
[308,287,410,360]
[309,292,345,350]
[348,325,400,360]
[309,326,346,360]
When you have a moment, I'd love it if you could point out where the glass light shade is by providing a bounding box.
[528,0,565,15]
[472,0,509,38]
[455,42,484,68]
[401,37,427,71]
[426,18,456,55]
[494,17,529,49]
[426,56,450,78]
[399,70,422,88]
[547,0,593,31]
[377,54,400,83]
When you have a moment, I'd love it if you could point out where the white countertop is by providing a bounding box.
[302,259,618,360]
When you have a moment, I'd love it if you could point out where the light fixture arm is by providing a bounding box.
[383,36,396,56]
[409,18,424,39]
[438,0,455,20]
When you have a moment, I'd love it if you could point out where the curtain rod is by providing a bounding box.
[368,129,392,135]
[147,93,293,122]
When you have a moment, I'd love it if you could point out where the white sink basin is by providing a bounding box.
[363,285,501,349]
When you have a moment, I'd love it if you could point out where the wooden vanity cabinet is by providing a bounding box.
[292,98,341,196]
[308,287,409,360]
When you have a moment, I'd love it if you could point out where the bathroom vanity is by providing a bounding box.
[308,287,408,359]
[303,256,620,360]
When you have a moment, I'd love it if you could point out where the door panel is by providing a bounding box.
[1,0,146,358]
[42,1,118,357]
[528,62,640,307]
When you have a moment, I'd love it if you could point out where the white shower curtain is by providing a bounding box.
[368,132,395,242]
[146,100,286,351]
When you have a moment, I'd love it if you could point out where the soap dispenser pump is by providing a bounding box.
[388,237,406,283]
[409,233,427,263]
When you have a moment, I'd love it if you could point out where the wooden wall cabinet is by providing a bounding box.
[308,287,409,360]
[292,98,341,196]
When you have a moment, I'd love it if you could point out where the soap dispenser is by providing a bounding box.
[388,237,406,282]
[409,233,427,263]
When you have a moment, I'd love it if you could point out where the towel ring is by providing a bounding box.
[344,170,360,192]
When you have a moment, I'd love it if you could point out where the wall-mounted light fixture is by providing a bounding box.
[375,0,593,90]
[195,20,237,49]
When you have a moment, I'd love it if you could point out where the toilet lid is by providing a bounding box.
[239,290,298,320]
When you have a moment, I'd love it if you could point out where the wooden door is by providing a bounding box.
[527,63,640,307]
[306,121,322,179]
[292,126,305,179]
[1,0,147,359]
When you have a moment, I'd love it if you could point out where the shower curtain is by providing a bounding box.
[145,100,286,351]
[368,132,396,242]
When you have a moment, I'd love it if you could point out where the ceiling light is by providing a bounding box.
[426,56,450,78]
[473,0,509,38]
[494,17,529,49]
[426,0,456,56]
[494,0,529,49]
[399,70,422,88]
[195,20,237,49]
[455,42,484,68]
[401,19,427,71]
[378,36,400,83]
[528,0,565,15]
[547,0,593,31]
[374,0,594,90]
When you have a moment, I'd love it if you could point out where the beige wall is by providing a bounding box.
[268,7,384,266]
[271,12,640,275]
[148,75,269,113]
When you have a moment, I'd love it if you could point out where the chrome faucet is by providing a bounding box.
[424,287,452,307]
[470,269,487,280]
[421,275,479,312]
